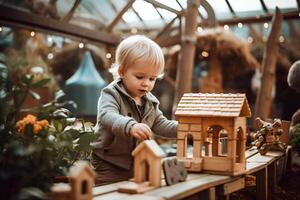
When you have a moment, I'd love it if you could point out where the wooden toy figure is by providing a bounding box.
[252,117,287,155]
[175,93,251,176]
[118,140,166,194]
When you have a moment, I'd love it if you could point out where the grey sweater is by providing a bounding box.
[92,79,177,170]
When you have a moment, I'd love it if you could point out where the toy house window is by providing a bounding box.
[185,134,193,158]
[208,125,226,156]
[219,129,228,156]
[81,180,88,195]
[236,127,243,163]
[142,160,150,181]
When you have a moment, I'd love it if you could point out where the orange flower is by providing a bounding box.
[37,120,49,128]
[33,124,42,134]
[16,114,49,135]
[24,114,36,124]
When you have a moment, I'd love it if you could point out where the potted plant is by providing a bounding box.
[0,56,96,199]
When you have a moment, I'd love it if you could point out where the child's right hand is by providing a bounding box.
[130,123,152,140]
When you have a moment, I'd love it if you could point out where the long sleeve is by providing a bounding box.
[151,108,178,138]
[95,88,137,137]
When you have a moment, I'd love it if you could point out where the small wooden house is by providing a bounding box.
[69,161,95,200]
[118,140,166,194]
[50,161,95,200]
[175,93,251,176]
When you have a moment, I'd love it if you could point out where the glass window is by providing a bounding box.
[264,0,298,9]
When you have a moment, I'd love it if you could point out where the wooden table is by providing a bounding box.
[92,147,291,200]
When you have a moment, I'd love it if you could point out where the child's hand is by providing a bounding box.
[130,123,152,140]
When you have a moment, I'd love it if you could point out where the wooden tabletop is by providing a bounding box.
[93,147,289,200]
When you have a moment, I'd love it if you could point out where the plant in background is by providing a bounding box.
[0,58,96,199]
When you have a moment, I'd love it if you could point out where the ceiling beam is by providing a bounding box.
[259,0,269,14]
[107,0,134,32]
[297,0,300,9]
[143,0,181,15]
[155,33,180,47]
[151,4,166,23]
[225,0,236,17]
[155,15,178,39]
[0,5,120,45]
[107,0,128,25]
[218,10,300,26]
[62,0,81,22]
[131,6,147,27]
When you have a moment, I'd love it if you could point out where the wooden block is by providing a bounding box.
[118,182,155,194]
[177,157,203,172]
[178,124,189,131]
[203,156,233,172]
[190,124,201,131]
[162,158,188,186]
[218,178,245,195]
[177,131,187,139]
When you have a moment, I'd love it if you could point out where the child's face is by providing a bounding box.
[119,59,160,103]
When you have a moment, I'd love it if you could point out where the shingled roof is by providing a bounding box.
[175,93,251,117]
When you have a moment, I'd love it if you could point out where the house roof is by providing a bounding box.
[132,140,166,158]
[69,160,96,178]
[175,93,251,117]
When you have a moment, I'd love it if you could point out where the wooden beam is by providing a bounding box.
[259,0,269,14]
[225,0,236,17]
[155,15,178,39]
[297,0,300,9]
[200,0,217,27]
[62,0,81,22]
[174,0,200,105]
[254,8,283,120]
[248,24,264,45]
[152,5,166,22]
[107,0,128,25]
[218,10,298,26]
[107,0,135,32]
[155,34,180,47]
[0,4,120,45]
[131,6,147,28]
[143,0,181,15]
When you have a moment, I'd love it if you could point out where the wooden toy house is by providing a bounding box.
[118,140,166,194]
[50,161,95,200]
[69,161,95,200]
[175,93,251,176]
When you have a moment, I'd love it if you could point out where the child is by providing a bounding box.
[91,35,178,186]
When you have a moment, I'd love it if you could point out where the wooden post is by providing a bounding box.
[174,0,200,107]
[200,55,223,92]
[255,167,268,200]
[254,8,282,120]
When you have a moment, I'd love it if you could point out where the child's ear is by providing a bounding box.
[118,67,124,77]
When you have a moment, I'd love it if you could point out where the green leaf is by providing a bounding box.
[63,128,81,140]
[77,132,97,151]
[31,78,51,88]
[20,74,33,85]
[53,118,67,132]
[29,90,41,100]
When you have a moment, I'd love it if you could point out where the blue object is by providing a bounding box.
[64,51,106,116]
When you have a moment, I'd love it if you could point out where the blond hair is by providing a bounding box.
[110,35,164,79]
